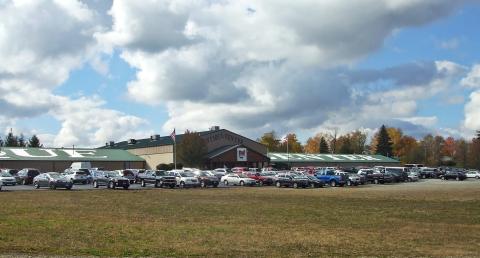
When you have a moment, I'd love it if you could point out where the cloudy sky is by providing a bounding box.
[1,0,480,147]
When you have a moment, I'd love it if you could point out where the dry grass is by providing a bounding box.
[0,181,479,257]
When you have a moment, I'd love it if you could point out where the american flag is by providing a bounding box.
[170,129,176,143]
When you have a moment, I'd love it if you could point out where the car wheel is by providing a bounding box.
[374,179,379,185]
[310,183,316,188]
[258,181,263,187]
[123,185,129,190]
[200,181,206,188]
[49,183,56,190]
[293,182,298,188]
[109,181,115,189]
[224,180,229,186]
[456,176,460,181]
[476,176,479,179]
[22,179,27,185]
[330,180,336,187]
[213,183,218,188]
[93,181,99,188]
[347,180,352,186]
[180,181,185,188]
[34,182,40,189]
[276,181,281,188]
[66,186,72,190]
[154,181,160,188]
[141,180,146,187]
[239,181,245,186]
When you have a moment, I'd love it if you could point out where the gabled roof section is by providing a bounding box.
[206,145,242,159]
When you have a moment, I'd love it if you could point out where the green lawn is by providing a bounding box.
[0,183,479,257]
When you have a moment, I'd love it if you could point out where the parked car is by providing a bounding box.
[245,172,274,186]
[442,171,467,181]
[275,174,309,188]
[1,169,19,182]
[385,167,409,182]
[17,168,41,185]
[408,172,419,182]
[315,168,347,187]
[0,171,17,186]
[63,169,90,184]
[419,167,440,179]
[221,173,257,186]
[134,169,147,183]
[140,170,177,188]
[33,172,73,190]
[358,168,392,184]
[169,170,200,188]
[465,170,480,179]
[194,171,220,188]
[336,171,363,186]
[306,175,324,188]
[115,169,136,184]
[92,171,130,189]
[231,167,248,174]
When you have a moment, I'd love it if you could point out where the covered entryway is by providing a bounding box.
[206,144,269,169]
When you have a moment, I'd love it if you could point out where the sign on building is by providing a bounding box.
[237,148,247,161]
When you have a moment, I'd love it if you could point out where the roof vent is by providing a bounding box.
[210,126,220,131]
[150,134,160,141]
[128,139,137,145]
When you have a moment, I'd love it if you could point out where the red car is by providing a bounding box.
[245,172,274,186]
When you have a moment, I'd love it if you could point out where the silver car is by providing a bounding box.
[33,172,73,190]
[408,172,419,182]
[0,171,17,186]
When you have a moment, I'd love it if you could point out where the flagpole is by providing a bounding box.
[287,135,290,170]
[174,128,177,170]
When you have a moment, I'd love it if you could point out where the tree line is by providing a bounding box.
[258,125,480,169]
[0,131,42,147]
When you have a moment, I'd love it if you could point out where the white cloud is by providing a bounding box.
[461,64,480,88]
[464,90,480,131]
[98,0,470,138]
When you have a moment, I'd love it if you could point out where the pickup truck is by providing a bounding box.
[140,170,176,188]
[314,169,347,187]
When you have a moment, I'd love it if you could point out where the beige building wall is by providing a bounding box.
[139,153,174,169]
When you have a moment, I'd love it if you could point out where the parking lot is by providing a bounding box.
[2,177,479,191]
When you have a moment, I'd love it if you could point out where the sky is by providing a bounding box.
[1,0,480,147]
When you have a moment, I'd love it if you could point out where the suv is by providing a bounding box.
[275,174,309,188]
[92,171,130,189]
[140,170,177,188]
[385,167,409,182]
[63,169,91,184]
[116,170,136,184]
[17,168,41,185]
[169,170,200,188]
[357,169,392,184]
[315,168,347,187]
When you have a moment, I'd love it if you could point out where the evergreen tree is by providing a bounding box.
[375,125,393,157]
[0,138,3,147]
[4,131,18,147]
[28,135,41,148]
[18,134,26,147]
[319,137,330,153]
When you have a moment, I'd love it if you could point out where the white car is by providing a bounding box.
[168,170,200,188]
[466,170,480,179]
[220,174,258,186]
[0,171,17,186]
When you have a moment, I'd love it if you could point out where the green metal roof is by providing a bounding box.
[268,153,399,163]
[0,147,144,162]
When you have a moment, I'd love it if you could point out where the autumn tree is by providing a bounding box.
[336,135,353,154]
[258,131,281,152]
[375,125,393,157]
[442,137,456,158]
[304,136,320,154]
[454,139,468,168]
[350,130,367,154]
[177,130,208,168]
[280,133,303,153]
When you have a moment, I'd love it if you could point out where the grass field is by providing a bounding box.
[0,181,479,257]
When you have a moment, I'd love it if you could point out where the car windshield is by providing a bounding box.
[106,172,119,177]
[261,172,275,176]
[180,172,195,177]
[238,174,250,178]
[48,173,62,179]
[200,171,214,176]
[155,171,166,176]
[0,172,11,177]
[386,168,403,173]
[123,170,134,176]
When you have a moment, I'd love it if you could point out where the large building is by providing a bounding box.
[101,127,270,169]
[0,147,144,172]
[268,153,400,168]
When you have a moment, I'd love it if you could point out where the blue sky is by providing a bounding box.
[2,1,480,147]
